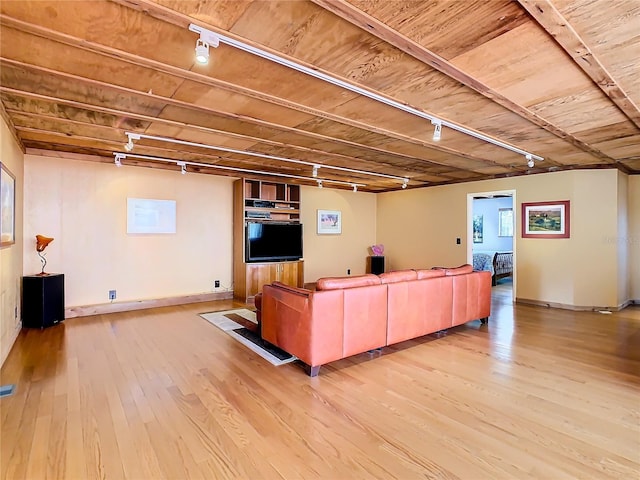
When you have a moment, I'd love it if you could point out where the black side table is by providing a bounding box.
[367,256,385,275]
[22,274,65,328]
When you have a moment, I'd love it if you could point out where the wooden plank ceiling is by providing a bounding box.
[1,0,638,191]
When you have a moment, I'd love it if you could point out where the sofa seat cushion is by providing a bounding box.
[316,274,381,291]
[379,270,418,284]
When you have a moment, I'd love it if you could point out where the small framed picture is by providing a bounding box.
[317,210,341,235]
[473,214,483,243]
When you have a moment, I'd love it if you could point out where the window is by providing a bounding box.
[498,208,513,237]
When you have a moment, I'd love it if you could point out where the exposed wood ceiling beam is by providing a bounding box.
[0,100,25,153]
[103,1,549,169]
[0,13,488,168]
[17,130,410,191]
[1,59,458,172]
[2,58,513,177]
[12,114,437,184]
[311,0,619,166]
[1,88,436,176]
[517,0,640,129]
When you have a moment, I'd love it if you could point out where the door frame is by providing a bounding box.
[467,189,516,300]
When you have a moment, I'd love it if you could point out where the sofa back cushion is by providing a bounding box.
[436,264,474,276]
[270,281,311,296]
[379,270,418,284]
[414,269,446,280]
[316,274,381,291]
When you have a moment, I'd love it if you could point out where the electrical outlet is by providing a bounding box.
[456,237,461,245]
[214,280,220,288]
[109,290,116,300]
[347,269,351,275]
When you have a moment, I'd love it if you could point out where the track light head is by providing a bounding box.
[526,154,534,168]
[114,154,124,167]
[124,133,140,152]
[402,179,408,189]
[195,39,209,64]
[312,165,319,178]
[178,162,187,175]
[431,119,442,142]
[317,180,323,188]
[352,184,357,192]
[189,24,220,66]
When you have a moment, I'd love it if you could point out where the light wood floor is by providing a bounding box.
[2,288,639,479]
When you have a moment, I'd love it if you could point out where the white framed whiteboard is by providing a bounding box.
[127,198,176,234]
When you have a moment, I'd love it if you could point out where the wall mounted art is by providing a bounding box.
[0,163,15,247]
[522,201,570,239]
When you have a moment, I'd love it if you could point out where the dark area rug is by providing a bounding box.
[233,328,294,362]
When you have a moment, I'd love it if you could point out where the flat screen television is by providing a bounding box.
[246,222,303,262]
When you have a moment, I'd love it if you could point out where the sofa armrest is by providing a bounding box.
[261,284,345,367]
[451,270,492,326]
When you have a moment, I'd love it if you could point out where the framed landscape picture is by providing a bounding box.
[317,210,341,234]
[522,200,570,239]
[1,163,16,247]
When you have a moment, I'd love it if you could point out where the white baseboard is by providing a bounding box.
[65,291,234,319]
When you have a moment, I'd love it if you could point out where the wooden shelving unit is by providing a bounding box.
[233,179,304,303]
[242,179,300,222]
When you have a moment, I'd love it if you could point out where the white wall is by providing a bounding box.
[0,118,24,366]
[24,155,234,307]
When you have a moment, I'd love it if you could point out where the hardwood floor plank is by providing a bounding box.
[1,295,639,479]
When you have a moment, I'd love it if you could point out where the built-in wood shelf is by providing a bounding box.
[233,179,304,303]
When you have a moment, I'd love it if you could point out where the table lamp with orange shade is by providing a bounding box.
[35,234,54,276]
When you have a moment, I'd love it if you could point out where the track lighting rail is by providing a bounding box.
[188,23,543,165]
[113,152,367,188]
[123,131,408,185]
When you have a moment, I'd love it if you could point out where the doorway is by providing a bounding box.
[467,190,516,301]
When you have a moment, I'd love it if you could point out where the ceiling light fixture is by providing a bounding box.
[352,184,357,192]
[189,24,220,65]
[526,154,535,168]
[114,153,124,167]
[178,161,187,174]
[432,119,442,142]
[113,153,365,189]
[312,165,319,178]
[194,39,209,64]
[124,132,407,187]
[124,132,140,152]
[402,179,408,189]
[188,24,544,163]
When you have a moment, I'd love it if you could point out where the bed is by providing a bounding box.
[473,251,513,286]
[491,252,513,285]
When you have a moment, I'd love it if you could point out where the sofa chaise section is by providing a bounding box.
[261,274,387,376]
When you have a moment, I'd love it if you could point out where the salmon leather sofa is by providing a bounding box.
[255,264,491,376]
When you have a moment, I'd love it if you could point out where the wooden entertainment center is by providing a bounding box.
[233,179,304,303]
